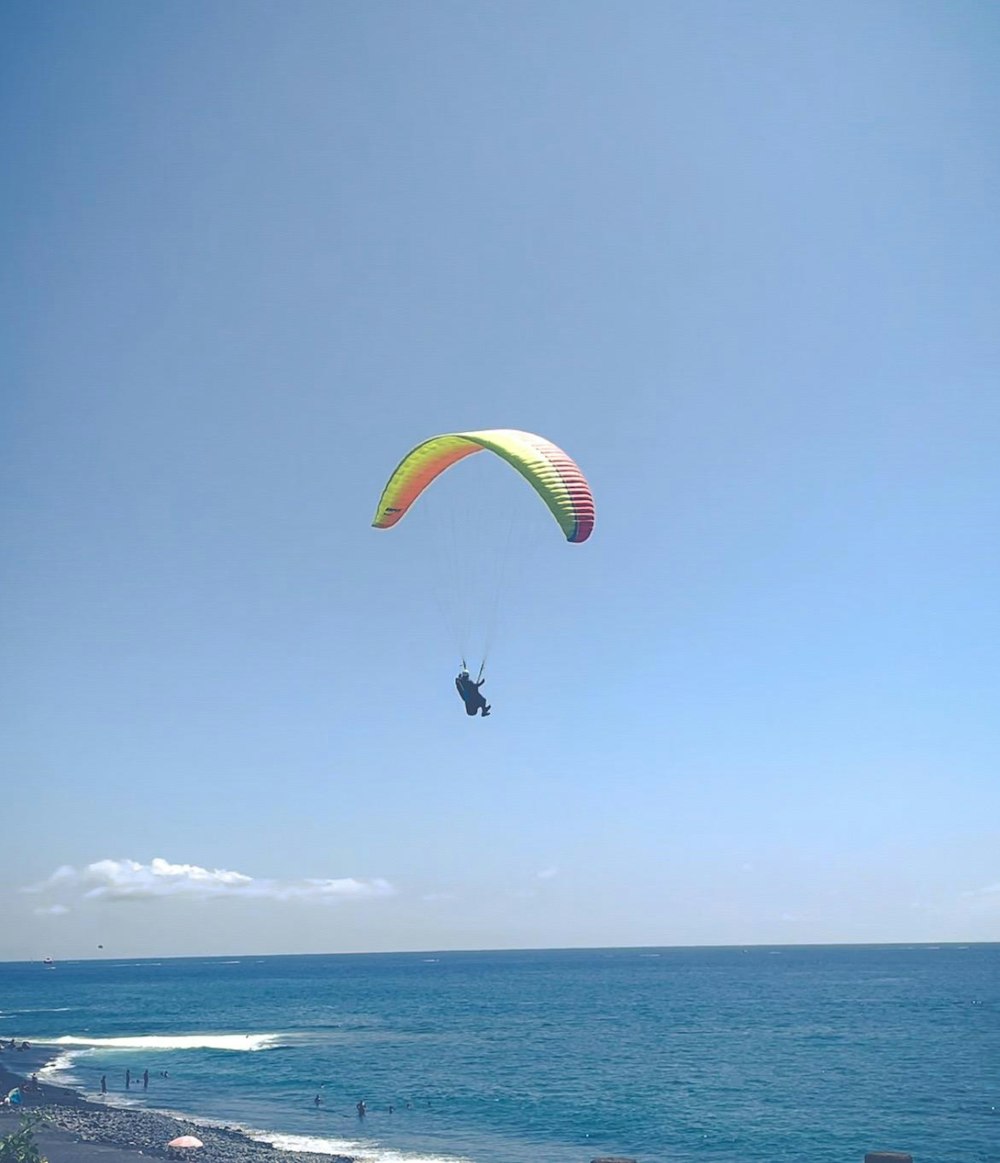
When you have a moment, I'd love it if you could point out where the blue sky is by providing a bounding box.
[2,1,998,959]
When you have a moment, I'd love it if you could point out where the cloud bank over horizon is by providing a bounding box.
[24,858,395,909]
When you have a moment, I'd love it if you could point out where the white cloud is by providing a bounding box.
[34,904,70,917]
[25,858,395,905]
[84,858,253,898]
[33,865,78,888]
[265,877,394,902]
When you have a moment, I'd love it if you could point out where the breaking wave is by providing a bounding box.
[49,1033,282,1052]
[257,1132,473,1163]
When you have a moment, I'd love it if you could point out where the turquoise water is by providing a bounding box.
[1,946,998,1163]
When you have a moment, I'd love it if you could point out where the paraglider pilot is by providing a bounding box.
[455,669,491,717]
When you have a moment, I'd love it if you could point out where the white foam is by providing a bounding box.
[8,1006,74,1014]
[37,1052,79,1082]
[255,1131,472,1163]
[48,1033,281,1052]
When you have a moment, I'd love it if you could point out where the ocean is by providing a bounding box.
[1,946,997,1163]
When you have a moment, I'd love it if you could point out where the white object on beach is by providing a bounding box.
[167,1137,203,1149]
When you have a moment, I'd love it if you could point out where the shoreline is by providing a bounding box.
[0,1048,355,1163]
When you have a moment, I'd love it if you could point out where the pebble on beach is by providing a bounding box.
[32,1106,354,1163]
[1,1053,355,1163]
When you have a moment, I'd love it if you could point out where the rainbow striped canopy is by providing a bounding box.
[372,429,595,543]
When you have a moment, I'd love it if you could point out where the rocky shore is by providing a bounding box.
[0,1050,355,1163]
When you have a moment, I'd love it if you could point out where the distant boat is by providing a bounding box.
[43,957,55,969]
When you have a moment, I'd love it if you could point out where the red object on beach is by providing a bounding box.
[167,1137,203,1149]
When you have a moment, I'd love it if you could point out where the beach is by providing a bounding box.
[0,1049,354,1163]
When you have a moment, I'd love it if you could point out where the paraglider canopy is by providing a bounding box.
[372,428,595,543]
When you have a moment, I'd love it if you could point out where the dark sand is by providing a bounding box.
[0,1048,354,1163]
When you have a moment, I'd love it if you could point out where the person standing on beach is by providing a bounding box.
[101,1076,107,1094]
[143,1070,149,1089]
[125,1069,131,1089]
